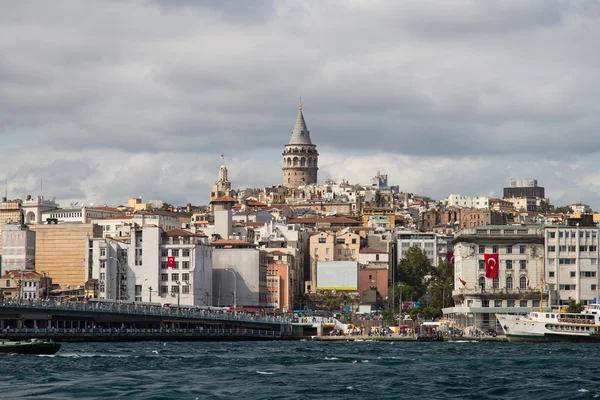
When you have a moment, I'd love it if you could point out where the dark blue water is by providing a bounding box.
[1,340,599,399]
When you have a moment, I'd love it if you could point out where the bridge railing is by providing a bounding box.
[0,327,280,336]
[0,300,293,325]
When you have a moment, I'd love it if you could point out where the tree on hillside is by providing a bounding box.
[395,247,432,301]
[425,259,455,318]
[161,202,173,211]
[539,200,553,214]
[555,205,574,214]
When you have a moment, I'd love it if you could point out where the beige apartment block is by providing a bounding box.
[0,200,23,254]
[308,229,360,292]
[31,223,103,287]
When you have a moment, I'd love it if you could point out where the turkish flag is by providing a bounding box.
[459,278,467,286]
[447,251,454,264]
[484,253,499,279]
[167,256,175,268]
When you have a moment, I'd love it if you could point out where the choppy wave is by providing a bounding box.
[1,341,599,399]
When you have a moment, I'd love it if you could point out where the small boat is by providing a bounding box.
[0,339,61,355]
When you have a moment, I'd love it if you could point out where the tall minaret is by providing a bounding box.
[282,98,319,188]
[209,155,232,203]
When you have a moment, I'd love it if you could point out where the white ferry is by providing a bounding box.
[496,304,600,342]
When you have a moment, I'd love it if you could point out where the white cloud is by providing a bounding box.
[1,0,600,208]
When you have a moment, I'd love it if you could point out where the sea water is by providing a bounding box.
[0,341,598,399]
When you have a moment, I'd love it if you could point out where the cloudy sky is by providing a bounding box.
[2,0,600,208]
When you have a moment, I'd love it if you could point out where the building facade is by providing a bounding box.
[444,226,545,330]
[0,200,23,255]
[282,100,318,189]
[544,225,600,306]
[1,224,35,272]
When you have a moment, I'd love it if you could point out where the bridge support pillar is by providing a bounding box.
[317,324,323,336]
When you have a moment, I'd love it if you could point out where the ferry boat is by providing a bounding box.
[496,304,600,342]
[0,339,61,355]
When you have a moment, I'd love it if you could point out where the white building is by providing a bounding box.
[22,195,59,224]
[211,240,267,308]
[94,212,182,239]
[87,226,212,305]
[445,194,490,209]
[569,203,592,214]
[396,231,453,267]
[545,225,599,306]
[443,226,545,330]
[359,248,389,268]
[42,206,122,224]
[1,224,35,271]
[232,210,274,223]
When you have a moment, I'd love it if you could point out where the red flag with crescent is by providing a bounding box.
[484,253,499,278]
[447,251,454,265]
[167,256,175,268]
[459,278,467,286]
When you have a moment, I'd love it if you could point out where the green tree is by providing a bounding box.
[566,300,584,313]
[161,202,173,211]
[555,205,574,214]
[381,309,396,325]
[539,200,554,214]
[426,259,455,317]
[323,299,340,311]
[396,247,432,300]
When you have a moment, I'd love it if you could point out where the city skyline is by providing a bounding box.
[1,1,600,208]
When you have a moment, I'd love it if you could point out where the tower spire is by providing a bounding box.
[299,97,302,111]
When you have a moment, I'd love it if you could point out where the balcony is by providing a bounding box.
[452,287,541,302]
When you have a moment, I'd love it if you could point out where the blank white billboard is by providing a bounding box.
[317,261,358,291]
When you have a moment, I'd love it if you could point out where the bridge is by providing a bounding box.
[0,300,300,341]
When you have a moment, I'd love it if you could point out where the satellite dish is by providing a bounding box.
[89,203,94,207]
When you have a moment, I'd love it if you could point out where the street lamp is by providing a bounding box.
[226,268,237,315]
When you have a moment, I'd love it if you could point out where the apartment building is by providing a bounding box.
[1,224,35,272]
[308,229,360,292]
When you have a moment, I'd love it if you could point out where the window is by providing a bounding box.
[352,239,357,244]
[135,285,142,302]
[568,245,576,252]
[548,259,555,265]
[547,246,555,253]
[570,271,576,278]
[548,232,555,238]
[478,260,485,270]
[171,249,179,257]
[592,285,597,291]
[171,285,179,293]
[520,276,527,289]
[182,285,190,294]
[479,246,485,254]
[520,300,528,307]
[492,277,499,289]
[479,276,485,289]
[161,274,168,282]
[352,249,356,256]
[182,261,190,269]
[182,249,190,257]
[559,258,576,265]
[590,246,597,252]
[182,273,189,282]
[160,286,168,294]
[506,260,512,270]
[100,261,106,269]
[171,273,179,282]
[580,271,597,278]
[100,273,106,281]
[506,245,512,254]
[592,259,597,265]
[580,246,588,252]
[314,248,318,255]
[326,248,330,255]
[99,284,105,292]
[161,262,167,269]
[492,245,498,253]
[506,276,513,289]
[100,248,106,257]
[520,245,526,254]
[520,260,527,270]
[559,231,564,239]
[161,250,168,257]
[494,300,502,308]
[482,300,489,307]
[336,239,345,244]
[318,238,326,244]
[507,299,515,307]
[559,246,566,252]
[549,271,555,277]
[559,284,576,290]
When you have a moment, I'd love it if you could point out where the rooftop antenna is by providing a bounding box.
[4,178,7,200]
[40,179,43,197]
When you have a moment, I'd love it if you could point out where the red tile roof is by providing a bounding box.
[359,248,386,254]
[211,195,237,203]
[163,228,207,237]
[211,239,250,245]
[270,250,289,256]
[93,206,123,213]
[288,217,360,224]
[243,222,266,227]
[103,215,134,220]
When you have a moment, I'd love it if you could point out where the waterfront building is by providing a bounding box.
[0,270,52,300]
[282,100,319,189]
[544,224,600,306]
[308,229,360,292]
[87,226,212,305]
[211,239,267,308]
[358,248,389,302]
[443,226,545,330]
[31,223,103,287]
[42,205,123,224]
[1,224,35,271]
[266,250,294,310]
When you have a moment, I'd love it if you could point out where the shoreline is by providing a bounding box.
[309,335,508,342]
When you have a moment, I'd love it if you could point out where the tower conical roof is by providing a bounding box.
[288,100,313,146]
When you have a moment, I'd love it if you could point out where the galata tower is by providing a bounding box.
[282,99,319,188]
